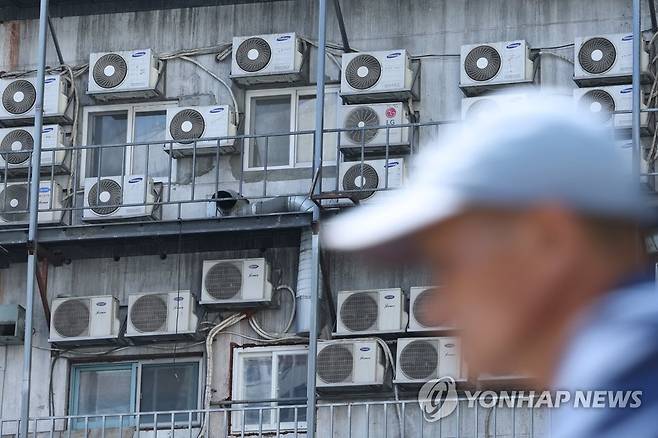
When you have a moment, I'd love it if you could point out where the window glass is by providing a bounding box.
[132,111,169,178]
[243,356,273,425]
[140,362,199,423]
[249,96,291,168]
[296,93,338,164]
[277,353,307,423]
[87,112,128,177]
[74,366,133,416]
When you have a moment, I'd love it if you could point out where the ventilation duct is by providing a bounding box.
[237,195,315,215]
[209,190,249,216]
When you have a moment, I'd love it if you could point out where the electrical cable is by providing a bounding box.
[248,285,297,340]
[374,337,403,438]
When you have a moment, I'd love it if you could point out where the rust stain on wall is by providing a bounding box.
[6,21,20,70]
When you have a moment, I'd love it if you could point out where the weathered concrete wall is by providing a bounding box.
[0,0,647,436]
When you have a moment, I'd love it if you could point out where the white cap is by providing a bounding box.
[323,93,652,252]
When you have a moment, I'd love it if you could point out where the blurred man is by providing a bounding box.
[323,94,657,437]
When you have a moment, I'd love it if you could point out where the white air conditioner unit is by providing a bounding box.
[574,33,650,86]
[49,295,121,344]
[165,105,237,157]
[230,32,307,86]
[316,339,389,389]
[0,75,69,125]
[408,286,455,332]
[0,181,64,225]
[88,49,161,99]
[126,291,198,338]
[461,93,528,121]
[573,85,650,131]
[201,258,272,307]
[338,158,405,203]
[0,124,68,173]
[394,337,466,384]
[459,40,534,95]
[340,50,414,103]
[335,288,407,336]
[339,102,410,155]
[83,175,155,222]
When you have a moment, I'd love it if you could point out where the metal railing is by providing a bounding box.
[0,397,551,438]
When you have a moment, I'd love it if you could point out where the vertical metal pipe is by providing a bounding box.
[306,0,327,437]
[20,1,49,437]
[632,0,641,182]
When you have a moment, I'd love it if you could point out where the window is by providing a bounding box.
[82,103,175,182]
[70,359,201,428]
[244,86,339,170]
[232,345,307,432]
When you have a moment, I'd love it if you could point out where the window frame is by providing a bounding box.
[231,344,308,432]
[69,357,203,429]
[80,101,178,186]
[243,85,340,171]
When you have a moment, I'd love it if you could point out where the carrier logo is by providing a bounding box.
[360,347,371,352]
[622,35,634,41]
[276,35,291,42]
[128,177,143,183]
[384,294,395,300]
[385,107,397,118]
[248,264,260,269]
[44,77,56,84]
[506,42,522,49]
[385,161,400,168]
[173,296,184,302]
[42,127,53,133]
[96,302,107,307]
[39,187,50,193]
[209,107,225,113]
[387,52,402,59]
[620,87,633,94]
[132,51,147,57]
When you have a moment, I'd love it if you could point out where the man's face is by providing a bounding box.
[415,208,579,378]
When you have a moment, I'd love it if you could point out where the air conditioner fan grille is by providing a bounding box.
[578,89,615,123]
[0,184,29,222]
[130,294,167,333]
[464,45,502,82]
[0,129,33,165]
[400,340,439,380]
[345,55,382,90]
[235,37,272,72]
[317,344,353,383]
[413,288,439,328]
[342,163,379,201]
[2,80,37,115]
[578,38,617,75]
[53,299,90,338]
[204,262,242,300]
[87,179,123,216]
[170,109,205,144]
[340,292,378,332]
[344,106,380,144]
[93,53,128,89]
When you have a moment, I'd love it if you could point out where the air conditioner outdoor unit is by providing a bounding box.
[0,124,68,174]
[461,93,528,121]
[338,158,406,203]
[88,49,162,99]
[335,288,407,336]
[165,105,237,157]
[459,40,534,96]
[231,32,308,86]
[574,33,650,86]
[49,296,121,344]
[316,339,389,390]
[83,175,155,222]
[126,291,198,339]
[201,258,272,307]
[408,286,454,332]
[0,75,69,125]
[573,85,650,131]
[394,337,466,384]
[340,50,414,103]
[339,102,411,155]
[0,181,64,225]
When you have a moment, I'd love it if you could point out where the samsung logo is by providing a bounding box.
[132,51,147,57]
[39,187,50,193]
[385,161,400,168]
[384,294,395,300]
[42,127,53,133]
[96,302,107,307]
[386,52,402,59]
[44,77,56,84]
[276,35,291,41]
[620,87,633,94]
[248,264,260,269]
[506,42,521,49]
[359,347,371,352]
[622,35,634,41]
[128,177,143,183]
[173,296,184,302]
[209,107,225,114]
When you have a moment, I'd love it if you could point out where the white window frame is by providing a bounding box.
[231,344,308,432]
[80,101,178,186]
[243,85,340,171]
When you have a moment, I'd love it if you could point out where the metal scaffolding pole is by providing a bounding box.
[306,0,327,436]
[633,0,641,182]
[19,0,49,436]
